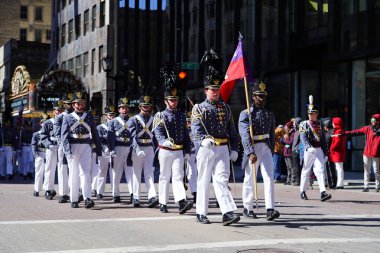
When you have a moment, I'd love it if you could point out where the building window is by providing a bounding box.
[20,29,27,41]
[35,29,42,42]
[20,6,28,19]
[91,48,96,75]
[76,55,82,77]
[35,6,43,21]
[68,58,74,73]
[61,23,66,47]
[98,46,103,73]
[46,29,51,40]
[75,14,81,38]
[100,1,105,27]
[68,19,74,43]
[92,5,96,31]
[84,9,89,35]
[83,52,89,77]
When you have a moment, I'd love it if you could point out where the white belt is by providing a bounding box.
[38,147,46,152]
[253,134,269,141]
[116,137,130,142]
[51,137,57,141]
[138,138,152,144]
[69,133,91,139]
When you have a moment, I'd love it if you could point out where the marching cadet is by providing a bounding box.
[107,97,133,203]
[191,75,240,226]
[238,82,280,221]
[32,115,48,196]
[299,95,332,201]
[61,91,102,208]
[1,121,16,180]
[129,95,159,208]
[186,112,198,203]
[53,93,73,203]
[96,103,116,199]
[90,106,100,197]
[154,70,193,214]
[20,120,34,180]
[41,100,64,199]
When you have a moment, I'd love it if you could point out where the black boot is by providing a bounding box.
[85,198,95,208]
[320,191,332,202]
[196,214,210,224]
[58,195,70,203]
[160,204,168,213]
[179,199,193,214]
[96,193,103,199]
[147,197,159,208]
[133,198,140,207]
[222,212,240,226]
[113,196,121,203]
[45,191,54,200]
[71,202,79,208]
[300,191,308,200]
[129,194,133,204]
[266,209,280,221]
[33,191,39,197]
[243,208,258,219]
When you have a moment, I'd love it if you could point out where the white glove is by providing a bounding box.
[162,140,173,148]
[229,150,238,162]
[201,138,215,148]
[110,150,117,158]
[137,151,145,157]
[184,153,190,161]
[307,147,316,153]
[66,154,73,160]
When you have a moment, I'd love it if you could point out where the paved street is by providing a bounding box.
[0,172,380,253]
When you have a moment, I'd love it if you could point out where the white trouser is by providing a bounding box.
[300,147,326,193]
[158,149,186,205]
[334,162,344,187]
[21,146,33,175]
[112,146,130,197]
[196,145,236,215]
[186,153,197,193]
[34,152,46,192]
[67,144,92,202]
[43,145,58,191]
[3,146,14,175]
[363,156,380,188]
[242,143,275,210]
[97,154,110,195]
[57,145,69,196]
[131,146,156,199]
[91,152,99,191]
[124,164,133,195]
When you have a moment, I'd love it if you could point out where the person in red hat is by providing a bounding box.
[329,117,346,189]
[343,114,380,192]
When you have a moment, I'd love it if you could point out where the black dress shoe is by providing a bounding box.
[85,198,95,208]
[113,196,121,203]
[71,202,79,208]
[78,195,84,203]
[300,191,308,200]
[160,204,168,213]
[335,186,344,189]
[192,192,197,203]
[133,199,140,207]
[45,191,54,200]
[196,214,210,224]
[58,195,70,203]
[266,209,280,221]
[130,194,133,204]
[51,190,57,197]
[320,191,332,202]
[362,188,369,192]
[93,190,97,197]
[33,191,39,197]
[147,197,159,208]
[222,212,240,226]
[179,199,193,214]
[96,194,103,199]
[243,208,258,219]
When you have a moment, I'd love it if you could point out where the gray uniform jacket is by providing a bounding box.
[299,120,328,156]
[107,115,132,152]
[128,114,156,154]
[40,118,57,148]
[31,131,45,158]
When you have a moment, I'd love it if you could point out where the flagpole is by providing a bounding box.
[243,76,258,211]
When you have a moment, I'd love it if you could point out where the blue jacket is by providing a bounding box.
[299,120,328,156]
[31,131,45,157]
[128,113,157,153]
[108,115,132,151]
[40,118,57,148]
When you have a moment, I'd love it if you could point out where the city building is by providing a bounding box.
[0,0,51,46]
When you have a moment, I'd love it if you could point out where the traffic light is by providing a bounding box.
[178,71,188,80]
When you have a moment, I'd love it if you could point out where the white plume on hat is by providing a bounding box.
[309,95,313,106]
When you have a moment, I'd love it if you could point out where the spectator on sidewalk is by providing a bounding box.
[281,121,295,185]
[343,114,380,192]
[273,125,285,183]
[329,117,346,189]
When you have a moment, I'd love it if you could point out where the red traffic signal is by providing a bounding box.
[178,71,188,80]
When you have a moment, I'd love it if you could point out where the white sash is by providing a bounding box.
[69,112,92,138]
[101,123,108,131]
[115,117,128,136]
[135,115,153,138]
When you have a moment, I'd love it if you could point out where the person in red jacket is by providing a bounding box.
[330,117,346,189]
[344,114,380,192]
